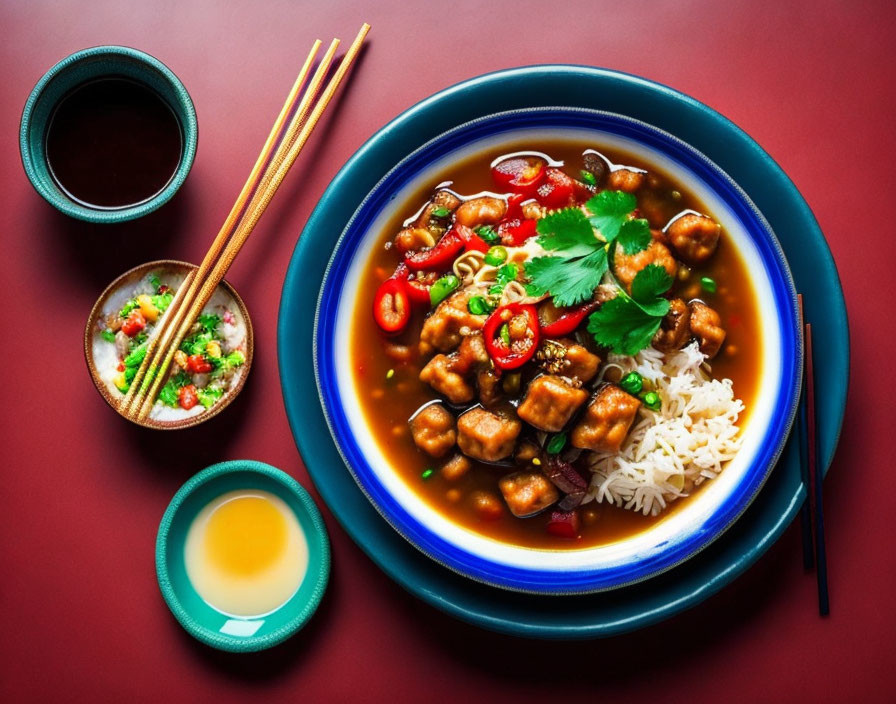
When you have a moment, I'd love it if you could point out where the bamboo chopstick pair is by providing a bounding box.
[120,24,370,423]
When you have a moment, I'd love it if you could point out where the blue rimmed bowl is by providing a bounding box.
[156,461,330,652]
[314,107,801,595]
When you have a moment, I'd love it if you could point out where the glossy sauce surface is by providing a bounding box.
[352,140,762,549]
[45,77,182,208]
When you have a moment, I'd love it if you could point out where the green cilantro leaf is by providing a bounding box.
[495,263,518,287]
[526,249,607,307]
[585,190,637,242]
[158,380,180,407]
[535,208,596,256]
[615,218,652,255]
[587,296,663,355]
[198,313,221,333]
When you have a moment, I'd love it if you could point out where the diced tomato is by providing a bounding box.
[498,218,537,246]
[491,155,546,197]
[178,385,198,410]
[546,510,581,538]
[535,168,576,208]
[120,310,146,337]
[186,354,213,374]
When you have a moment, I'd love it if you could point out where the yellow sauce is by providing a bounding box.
[184,490,308,617]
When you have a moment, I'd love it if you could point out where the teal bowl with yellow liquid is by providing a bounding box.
[156,460,330,652]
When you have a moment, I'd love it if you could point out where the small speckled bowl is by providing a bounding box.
[20,45,197,223]
[156,461,331,652]
[84,260,254,430]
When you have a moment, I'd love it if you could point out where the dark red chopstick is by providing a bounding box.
[804,321,830,615]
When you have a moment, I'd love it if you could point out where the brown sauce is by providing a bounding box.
[45,77,182,208]
[351,139,762,550]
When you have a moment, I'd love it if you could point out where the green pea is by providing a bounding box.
[476,225,500,244]
[484,246,508,266]
[467,295,493,316]
[580,169,597,186]
[429,275,460,306]
[421,467,435,480]
[620,371,644,395]
[431,207,450,218]
[701,276,717,294]
[547,432,567,455]
[499,323,511,347]
[642,391,661,411]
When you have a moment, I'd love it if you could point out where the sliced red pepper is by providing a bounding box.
[373,275,411,335]
[455,224,490,253]
[483,302,540,370]
[178,384,198,410]
[535,167,576,208]
[546,510,581,539]
[540,302,598,338]
[491,155,546,197]
[404,228,463,271]
[504,193,526,220]
[498,218,537,247]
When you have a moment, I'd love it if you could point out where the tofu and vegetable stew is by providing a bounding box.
[354,142,761,549]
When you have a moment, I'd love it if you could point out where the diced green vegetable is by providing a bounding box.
[124,343,148,368]
[198,314,221,334]
[158,380,179,407]
[499,323,511,347]
[642,391,661,411]
[496,263,518,286]
[224,350,246,367]
[620,371,644,395]
[467,295,493,316]
[475,225,500,244]
[421,467,435,480]
[197,386,224,409]
[429,274,460,307]
[546,432,567,455]
[124,366,139,384]
[700,276,717,294]
[484,246,508,266]
[149,274,161,291]
[101,329,116,343]
[151,292,173,312]
[431,207,450,218]
[580,169,597,187]
[119,299,139,318]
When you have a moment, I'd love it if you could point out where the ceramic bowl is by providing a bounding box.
[156,460,330,652]
[314,107,802,595]
[84,259,253,430]
[19,45,197,223]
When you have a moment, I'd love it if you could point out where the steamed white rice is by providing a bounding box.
[583,342,744,516]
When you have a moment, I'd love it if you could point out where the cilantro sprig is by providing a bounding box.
[523,190,651,307]
[587,264,675,355]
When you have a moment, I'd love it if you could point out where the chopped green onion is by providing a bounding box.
[499,323,511,347]
[386,368,395,380]
[431,207,451,218]
[101,329,116,343]
[700,276,717,294]
[475,225,500,244]
[546,432,567,455]
[496,262,518,288]
[484,245,508,266]
[467,295,493,316]
[429,274,460,306]
[119,299,139,318]
[620,371,644,395]
[642,391,661,411]
[421,467,435,480]
[580,169,597,186]
[488,284,504,296]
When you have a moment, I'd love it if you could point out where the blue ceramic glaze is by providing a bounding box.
[314,108,801,594]
[278,66,848,637]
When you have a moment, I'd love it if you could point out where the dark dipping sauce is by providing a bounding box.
[352,139,762,550]
[45,77,182,209]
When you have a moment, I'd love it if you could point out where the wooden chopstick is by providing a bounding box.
[796,294,815,570]
[134,24,370,421]
[120,38,324,417]
[804,321,830,615]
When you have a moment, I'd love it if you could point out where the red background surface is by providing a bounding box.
[2,1,894,701]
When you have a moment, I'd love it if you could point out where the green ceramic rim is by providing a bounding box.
[19,45,198,223]
[155,461,331,652]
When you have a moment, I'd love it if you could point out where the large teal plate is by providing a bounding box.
[277,65,848,638]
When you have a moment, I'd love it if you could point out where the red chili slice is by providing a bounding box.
[498,218,537,247]
[491,155,546,196]
[482,302,540,370]
[373,275,411,334]
[535,167,576,208]
[540,302,598,338]
[455,224,490,253]
[404,228,463,271]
